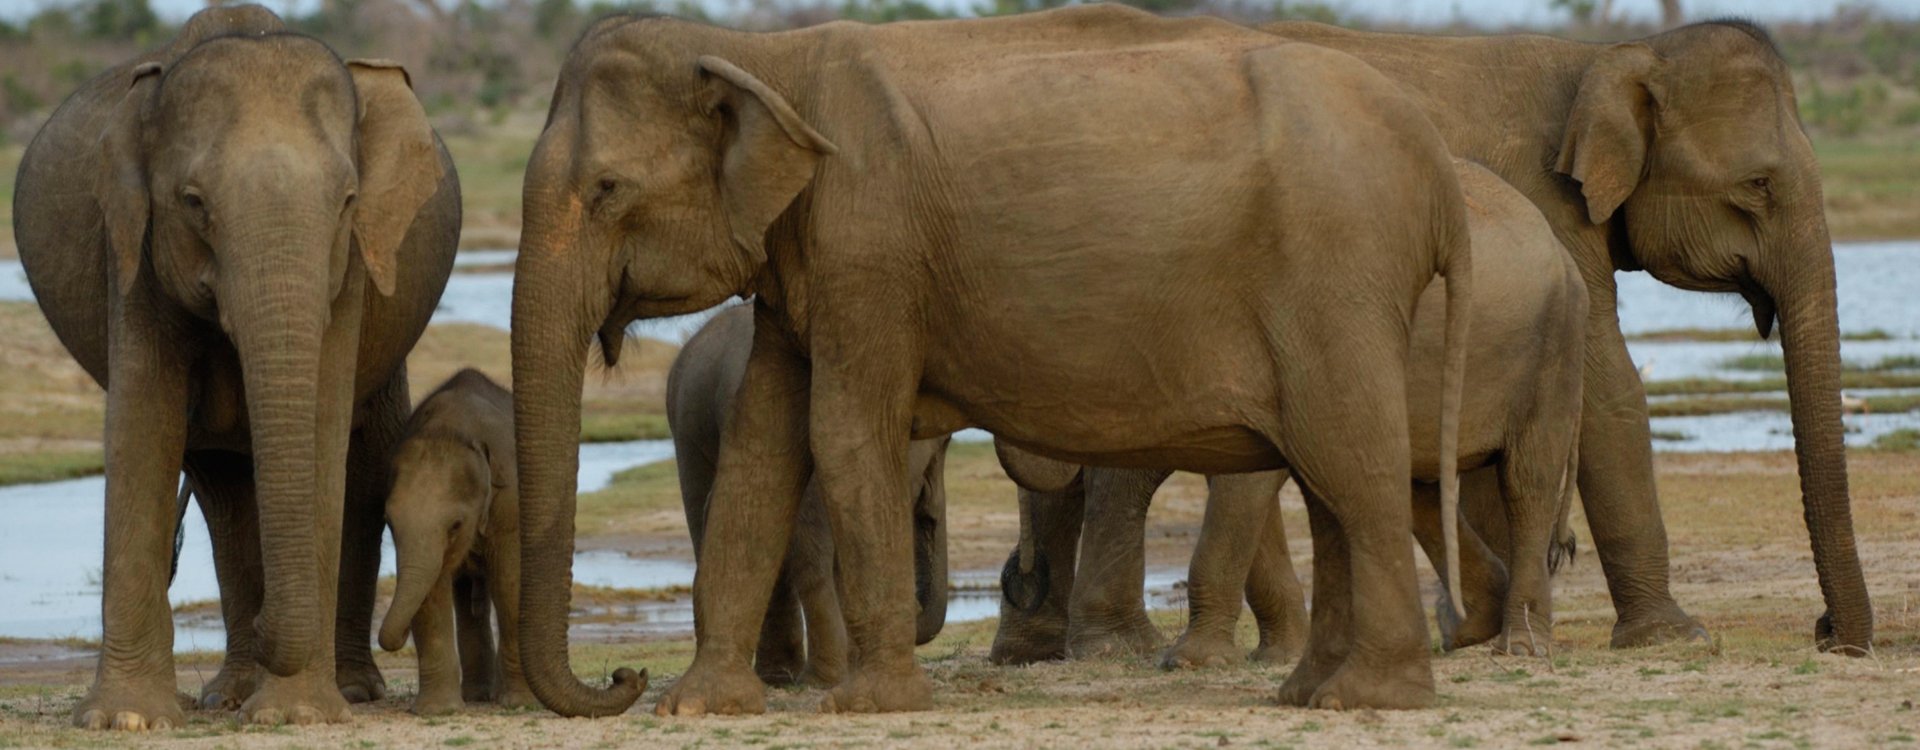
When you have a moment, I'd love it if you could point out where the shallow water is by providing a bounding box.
[0,440,671,646]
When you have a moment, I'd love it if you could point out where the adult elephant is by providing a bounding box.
[669,305,950,688]
[13,5,459,728]
[512,6,1473,717]
[994,159,1591,666]
[1247,19,1869,653]
[1001,19,1870,657]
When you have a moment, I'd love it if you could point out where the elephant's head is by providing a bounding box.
[94,33,443,673]
[511,17,831,716]
[379,438,497,653]
[1554,21,1867,648]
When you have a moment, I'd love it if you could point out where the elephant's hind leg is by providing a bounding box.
[1489,436,1571,657]
[790,490,848,688]
[1411,474,1509,651]
[1065,468,1168,661]
[454,573,497,702]
[184,451,265,712]
[988,485,1083,665]
[1162,471,1283,670]
[336,370,408,704]
[1243,474,1308,664]
[1273,343,1433,710]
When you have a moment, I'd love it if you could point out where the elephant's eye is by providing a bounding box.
[1749,177,1771,193]
[181,189,207,217]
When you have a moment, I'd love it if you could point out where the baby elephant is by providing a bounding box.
[379,370,534,714]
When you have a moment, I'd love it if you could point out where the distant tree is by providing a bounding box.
[534,0,579,36]
[80,0,162,40]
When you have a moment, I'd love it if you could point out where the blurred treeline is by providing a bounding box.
[1,0,1917,144]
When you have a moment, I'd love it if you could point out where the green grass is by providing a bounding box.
[1871,429,1920,452]
[1648,373,1920,397]
[1814,136,1920,240]
[579,411,672,442]
[0,450,103,487]
[1630,328,1899,342]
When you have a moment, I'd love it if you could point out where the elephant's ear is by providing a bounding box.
[96,62,163,298]
[994,439,1081,494]
[346,59,443,297]
[697,56,839,260]
[1555,43,1664,225]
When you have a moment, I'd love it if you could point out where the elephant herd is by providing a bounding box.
[9,1,1869,731]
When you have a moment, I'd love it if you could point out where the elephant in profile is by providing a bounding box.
[508,6,1471,716]
[991,159,1589,668]
[379,370,535,715]
[12,5,459,729]
[669,305,950,689]
[1258,18,1868,653]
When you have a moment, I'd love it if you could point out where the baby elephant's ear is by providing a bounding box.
[346,59,444,297]
[95,62,164,297]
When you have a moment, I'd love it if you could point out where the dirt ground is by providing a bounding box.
[1,449,1918,748]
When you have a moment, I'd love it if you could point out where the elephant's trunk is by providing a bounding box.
[225,220,331,678]
[1759,226,1871,654]
[510,238,646,717]
[380,531,446,652]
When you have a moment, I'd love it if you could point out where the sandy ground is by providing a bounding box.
[1,449,1918,748]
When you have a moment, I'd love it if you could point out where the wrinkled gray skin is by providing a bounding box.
[12,5,458,729]
[668,306,951,688]
[379,370,535,715]
[993,161,1589,667]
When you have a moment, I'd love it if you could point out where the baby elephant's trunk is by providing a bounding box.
[380,534,446,652]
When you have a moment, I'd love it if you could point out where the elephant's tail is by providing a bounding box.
[1437,199,1473,624]
[1548,403,1582,576]
[171,477,192,588]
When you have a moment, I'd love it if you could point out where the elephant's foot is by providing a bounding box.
[1065,618,1163,660]
[1274,651,1340,707]
[1305,659,1435,711]
[461,681,492,704]
[198,661,262,711]
[1492,603,1554,657]
[1159,630,1242,670]
[1435,587,1504,652]
[1251,623,1308,665]
[238,672,353,726]
[494,683,539,711]
[655,659,766,716]
[1609,604,1707,649]
[410,685,465,717]
[72,677,189,731]
[334,658,386,704]
[818,664,932,714]
[754,640,806,686]
[987,615,1068,665]
[798,659,846,689]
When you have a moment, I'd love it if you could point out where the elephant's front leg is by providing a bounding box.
[183,452,264,711]
[789,488,849,688]
[454,573,497,703]
[654,325,812,717]
[73,314,194,731]
[1163,471,1286,669]
[407,574,464,715]
[809,368,929,714]
[1580,318,1705,648]
[487,539,536,710]
[335,370,409,703]
[1066,468,1169,660]
[988,484,1084,665]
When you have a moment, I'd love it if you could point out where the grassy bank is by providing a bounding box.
[0,304,676,488]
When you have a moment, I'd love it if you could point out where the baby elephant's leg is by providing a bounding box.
[454,573,495,703]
